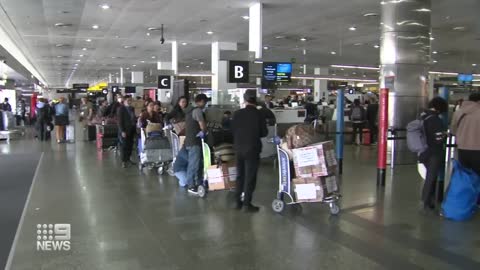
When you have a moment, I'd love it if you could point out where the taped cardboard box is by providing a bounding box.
[206,162,237,191]
[292,141,337,178]
[179,136,186,149]
[293,175,338,203]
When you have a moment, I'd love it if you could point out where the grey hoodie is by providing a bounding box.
[451,101,480,150]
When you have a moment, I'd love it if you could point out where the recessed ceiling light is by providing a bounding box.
[300,37,307,41]
[453,26,465,31]
[414,8,431,12]
[352,72,357,75]
[111,56,117,59]
[206,31,214,35]
[430,37,435,40]
[140,60,145,63]
[433,60,438,63]
[57,55,64,58]
[74,63,78,66]
[76,59,81,62]
[181,42,187,45]
[151,56,156,59]
[354,43,364,46]
[100,4,110,10]
[146,32,151,36]
[374,44,380,48]
[186,65,190,68]
[200,62,204,65]
[349,26,357,31]
[132,64,137,67]
[123,45,135,49]
[86,39,92,42]
[330,51,337,55]
[79,54,84,57]
[126,67,130,70]
[432,51,438,54]
[54,23,72,28]
[275,35,285,39]
[472,63,477,67]
[242,16,250,20]
[363,12,379,17]
[82,48,87,51]
[264,46,269,50]
[92,24,99,29]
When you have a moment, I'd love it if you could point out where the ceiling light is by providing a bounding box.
[242,16,249,20]
[57,55,64,58]
[432,51,438,54]
[123,45,135,49]
[54,23,72,27]
[200,62,204,65]
[92,25,99,29]
[140,60,145,63]
[473,64,477,67]
[374,44,380,48]
[126,67,130,70]
[86,39,92,42]
[414,8,431,12]
[354,43,364,46]
[100,4,110,10]
[263,46,269,50]
[74,63,78,66]
[275,35,285,39]
[186,65,190,68]
[453,26,465,31]
[181,42,187,45]
[349,26,357,31]
[79,54,84,57]
[146,32,151,36]
[430,37,435,40]
[300,37,307,41]
[111,56,117,59]
[331,65,380,71]
[132,64,136,67]
[330,51,337,55]
[82,48,87,51]
[206,31,214,35]
[76,59,81,62]
[433,60,438,63]
[151,56,156,59]
[363,12,379,17]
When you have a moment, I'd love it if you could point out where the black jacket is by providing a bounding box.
[117,105,136,133]
[232,105,268,157]
[366,103,379,125]
[422,110,446,158]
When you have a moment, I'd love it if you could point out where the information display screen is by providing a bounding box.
[125,86,136,94]
[263,62,292,82]
[458,74,473,82]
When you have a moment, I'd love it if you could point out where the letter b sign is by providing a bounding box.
[228,61,249,83]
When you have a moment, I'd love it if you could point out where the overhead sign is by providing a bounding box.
[72,83,89,91]
[263,62,292,82]
[228,61,249,83]
[112,86,120,94]
[158,75,171,89]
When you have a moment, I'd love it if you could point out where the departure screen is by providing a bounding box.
[263,62,292,82]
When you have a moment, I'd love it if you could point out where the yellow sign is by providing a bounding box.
[88,82,107,91]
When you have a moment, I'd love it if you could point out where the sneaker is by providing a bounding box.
[187,186,198,195]
[243,204,260,213]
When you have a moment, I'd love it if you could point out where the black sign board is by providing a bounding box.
[125,86,136,94]
[158,75,171,89]
[228,61,249,83]
[111,86,120,94]
[72,83,89,91]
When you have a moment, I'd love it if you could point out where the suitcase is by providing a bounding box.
[86,125,96,141]
[66,124,75,142]
[97,133,117,150]
[2,111,16,131]
[362,128,371,145]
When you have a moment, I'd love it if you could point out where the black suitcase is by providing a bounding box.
[86,125,96,141]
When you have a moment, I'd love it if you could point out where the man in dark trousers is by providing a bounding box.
[117,96,136,168]
[232,91,268,212]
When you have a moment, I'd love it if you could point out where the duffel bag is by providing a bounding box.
[284,124,320,149]
[214,143,236,163]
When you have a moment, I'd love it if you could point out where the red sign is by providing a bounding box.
[377,88,389,169]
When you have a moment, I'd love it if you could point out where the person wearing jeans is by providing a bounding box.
[183,94,208,194]
[117,96,136,168]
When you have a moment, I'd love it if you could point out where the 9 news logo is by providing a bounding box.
[36,224,71,251]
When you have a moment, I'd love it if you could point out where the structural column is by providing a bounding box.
[211,42,237,105]
[249,3,263,59]
[314,67,329,102]
[380,0,431,165]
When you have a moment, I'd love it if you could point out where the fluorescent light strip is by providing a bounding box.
[331,65,380,70]
[292,76,377,82]
[177,73,214,77]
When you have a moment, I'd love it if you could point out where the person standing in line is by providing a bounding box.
[165,96,188,125]
[350,99,367,145]
[420,97,448,211]
[18,99,26,125]
[2,97,12,111]
[184,94,208,194]
[262,94,274,109]
[366,98,379,144]
[117,96,137,168]
[232,91,268,212]
[35,98,52,141]
[451,92,480,176]
[54,97,69,143]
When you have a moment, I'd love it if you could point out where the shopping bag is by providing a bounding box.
[441,160,480,221]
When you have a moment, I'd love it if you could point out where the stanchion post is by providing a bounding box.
[336,88,345,175]
[377,88,389,187]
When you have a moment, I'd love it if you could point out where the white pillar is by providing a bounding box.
[131,71,144,84]
[171,41,178,75]
[212,41,237,105]
[108,73,112,83]
[120,68,124,85]
[314,67,329,102]
[249,3,263,59]
[303,64,307,86]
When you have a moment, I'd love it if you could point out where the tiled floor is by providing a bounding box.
[2,129,479,270]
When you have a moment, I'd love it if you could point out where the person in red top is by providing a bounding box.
[137,101,163,129]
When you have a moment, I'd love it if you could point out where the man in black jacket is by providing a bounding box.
[117,96,136,168]
[232,91,268,212]
[420,97,448,211]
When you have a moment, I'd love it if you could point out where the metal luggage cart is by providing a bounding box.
[138,129,173,175]
[166,129,180,176]
[195,138,212,198]
[271,137,341,215]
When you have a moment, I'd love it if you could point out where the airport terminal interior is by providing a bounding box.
[0,0,479,269]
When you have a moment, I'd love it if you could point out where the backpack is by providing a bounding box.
[351,106,364,121]
[406,115,432,155]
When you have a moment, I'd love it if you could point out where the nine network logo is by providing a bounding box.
[36,224,71,251]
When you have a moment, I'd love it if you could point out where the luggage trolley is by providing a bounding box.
[166,130,180,176]
[138,129,173,174]
[196,138,212,198]
[271,137,341,215]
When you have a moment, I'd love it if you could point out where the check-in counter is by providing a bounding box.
[272,108,306,124]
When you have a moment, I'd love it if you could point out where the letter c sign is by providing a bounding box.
[228,61,249,83]
[158,76,171,89]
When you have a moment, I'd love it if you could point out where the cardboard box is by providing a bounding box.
[293,175,338,203]
[179,136,186,149]
[206,162,237,191]
[292,141,337,178]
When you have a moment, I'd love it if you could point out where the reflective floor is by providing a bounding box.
[2,128,480,270]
